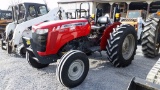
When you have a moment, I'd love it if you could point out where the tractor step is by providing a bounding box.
[89,46,100,52]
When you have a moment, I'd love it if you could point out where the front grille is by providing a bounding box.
[32,32,48,52]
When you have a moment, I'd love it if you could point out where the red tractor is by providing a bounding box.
[22,19,137,87]
[22,3,137,88]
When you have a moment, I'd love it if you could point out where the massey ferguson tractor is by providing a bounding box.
[120,10,147,42]
[127,10,160,90]
[1,2,66,56]
[22,2,137,87]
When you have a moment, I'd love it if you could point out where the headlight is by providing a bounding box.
[36,29,48,34]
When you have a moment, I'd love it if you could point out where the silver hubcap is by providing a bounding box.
[68,60,84,81]
[122,34,135,60]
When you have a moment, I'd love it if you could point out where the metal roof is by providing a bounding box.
[58,0,159,4]
[58,0,98,3]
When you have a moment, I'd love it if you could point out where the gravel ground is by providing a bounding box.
[0,45,159,90]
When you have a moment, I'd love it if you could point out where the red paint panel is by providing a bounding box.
[100,22,121,50]
[36,19,91,56]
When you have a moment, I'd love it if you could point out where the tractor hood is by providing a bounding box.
[32,19,89,31]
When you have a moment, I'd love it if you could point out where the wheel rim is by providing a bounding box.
[122,34,135,60]
[68,60,85,81]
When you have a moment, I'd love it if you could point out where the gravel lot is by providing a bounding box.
[0,45,159,90]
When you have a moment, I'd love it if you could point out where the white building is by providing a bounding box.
[58,0,160,18]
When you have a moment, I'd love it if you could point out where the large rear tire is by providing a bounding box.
[141,17,160,58]
[106,24,137,67]
[26,51,49,69]
[56,50,89,88]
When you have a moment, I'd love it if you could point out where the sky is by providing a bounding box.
[0,0,59,10]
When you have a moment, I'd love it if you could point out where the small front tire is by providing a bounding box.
[56,50,89,88]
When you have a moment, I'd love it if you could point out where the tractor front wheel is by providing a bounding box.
[26,51,49,69]
[56,50,89,88]
[106,24,137,67]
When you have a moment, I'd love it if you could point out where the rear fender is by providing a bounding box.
[100,22,121,50]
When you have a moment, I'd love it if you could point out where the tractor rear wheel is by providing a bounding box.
[141,17,160,58]
[26,51,49,69]
[106,24,137,67]
[56,50,89,88]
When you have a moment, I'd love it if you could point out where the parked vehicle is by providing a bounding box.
[120,10,147,42]
[22,2,137,88]
[1,2,66,57]
[128,10,160,90]
[0,10,12,39]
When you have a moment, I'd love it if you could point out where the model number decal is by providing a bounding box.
[53,22,88,32]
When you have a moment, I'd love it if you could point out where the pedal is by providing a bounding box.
[89,46,100,52]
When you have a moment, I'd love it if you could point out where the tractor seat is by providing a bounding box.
[91,25,101,30]
[91,25,106,31]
